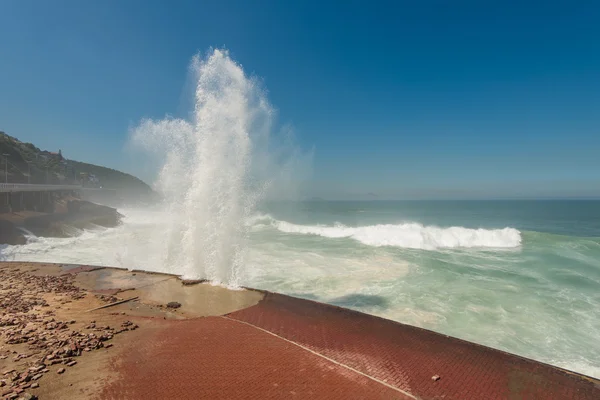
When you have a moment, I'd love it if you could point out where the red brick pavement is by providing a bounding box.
[227,292,600,400]
[101,316,411,400]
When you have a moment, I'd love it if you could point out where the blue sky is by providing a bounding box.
[0,0,599,199]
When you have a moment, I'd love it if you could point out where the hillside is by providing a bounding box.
[0,131,153,198]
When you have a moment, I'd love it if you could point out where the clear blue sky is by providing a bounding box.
[1,0,599,199]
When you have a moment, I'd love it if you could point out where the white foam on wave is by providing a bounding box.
[245,213,276,226]
[16,227,37,238]
[273,220,522,249]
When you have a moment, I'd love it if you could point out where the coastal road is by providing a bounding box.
[0,183,82,192]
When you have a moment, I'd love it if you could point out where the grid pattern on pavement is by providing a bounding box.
[101,316,411,400]
[227,292,600,400]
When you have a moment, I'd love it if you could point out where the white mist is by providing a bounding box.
[132,49,279,286]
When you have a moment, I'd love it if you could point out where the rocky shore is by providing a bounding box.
[0,262,264,399]
[0,200,121,245]
[0,265,138,399]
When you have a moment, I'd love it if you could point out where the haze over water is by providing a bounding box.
[1,50,599,379]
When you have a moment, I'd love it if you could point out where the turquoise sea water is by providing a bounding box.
[2,200,599,377]
[244,200,600,377]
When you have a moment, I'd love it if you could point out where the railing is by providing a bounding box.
[0,183,82,193]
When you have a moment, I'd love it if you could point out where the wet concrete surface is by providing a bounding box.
[73,267,264,318]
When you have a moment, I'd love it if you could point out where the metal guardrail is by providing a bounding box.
[0,183,82,193]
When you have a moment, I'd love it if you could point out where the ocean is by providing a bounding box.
[2,199,599,378]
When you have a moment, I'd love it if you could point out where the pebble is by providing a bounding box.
[0,268,139,393]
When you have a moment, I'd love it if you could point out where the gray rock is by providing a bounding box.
[166,302,181,309]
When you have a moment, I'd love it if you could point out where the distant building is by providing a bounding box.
[39,150,64,161]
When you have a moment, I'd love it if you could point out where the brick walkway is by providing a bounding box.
[100,317,410,399]
[227,292,600,400]
[101,291,600,400]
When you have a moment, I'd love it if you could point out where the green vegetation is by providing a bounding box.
[0,131,153,198]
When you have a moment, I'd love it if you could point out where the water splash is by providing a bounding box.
[132,49,303,286]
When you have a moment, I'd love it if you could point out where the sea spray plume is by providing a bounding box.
[131,49,309,285]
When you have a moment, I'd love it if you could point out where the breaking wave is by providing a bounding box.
[272,220,522,249]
